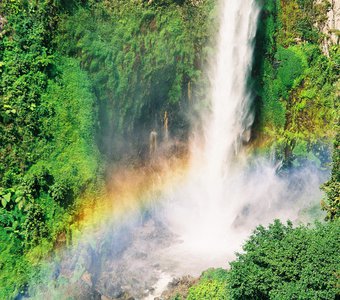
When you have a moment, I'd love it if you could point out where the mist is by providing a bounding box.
[25,156,327,299]
[23,0,331,299]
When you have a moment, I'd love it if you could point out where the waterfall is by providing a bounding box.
[161,0,261,270]
[160,1,324,280]
[26,1,327,298]
[204,0,258,174]
[197,0,260,244]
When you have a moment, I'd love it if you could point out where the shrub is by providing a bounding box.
[229,220,340,300]
[187,269,229,300]
[322,133,340,220]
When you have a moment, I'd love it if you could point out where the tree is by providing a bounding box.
[229,220,340,299]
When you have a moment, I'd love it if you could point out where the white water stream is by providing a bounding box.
[28,1,326,299]
[161,0,260,268]
[156,0,322,281]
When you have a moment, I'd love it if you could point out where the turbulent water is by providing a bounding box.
[204,0,258,167]
[27,1,328,299]
[161,0,260,262]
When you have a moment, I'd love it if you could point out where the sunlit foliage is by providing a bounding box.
[187,269,229,300]
[254,0,338,166]
[229,220,340,300]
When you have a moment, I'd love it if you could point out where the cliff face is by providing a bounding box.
[253,0,338,167]
[320,0,340,55]
[327,0,340,42]
[0,15,6,35]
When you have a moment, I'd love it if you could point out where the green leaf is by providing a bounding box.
[15,196,23,203]
[1,197,7,208]
[18,200,24,211]
[4,193,11,202]
[12,221,19,229]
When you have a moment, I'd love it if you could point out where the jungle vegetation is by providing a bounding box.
[0,0,339,298]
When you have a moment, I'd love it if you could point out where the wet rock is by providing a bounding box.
[95,274,125,299]
[31,213,179,299]
[161,275,198,300]
[134,251,147,259]
[0,15,6,33]
[81,271,93,287]
[61,278,102,300]
[317,0,340,55]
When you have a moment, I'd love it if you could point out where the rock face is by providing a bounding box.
[0,15,7,34]
[29,214,181,299]
[319,0,340,55]
[90,218,176,299]
[159,276,198,300]
[327,0,340,43]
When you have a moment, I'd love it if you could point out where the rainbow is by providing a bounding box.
[71,154,191,239]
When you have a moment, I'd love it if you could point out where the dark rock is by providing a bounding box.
[161,275,198,300]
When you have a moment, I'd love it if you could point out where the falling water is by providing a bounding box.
[161,0,260,266]
[26,1,327,298]
[198,0,260,243]
[160,0,324,276]
[204,0,258,171]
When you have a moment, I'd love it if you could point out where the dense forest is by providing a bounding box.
[0,0,339,299]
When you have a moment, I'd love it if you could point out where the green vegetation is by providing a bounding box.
[229,220,340,299]
[57,0,214,158]
[188,221,339,300]
[187,269,229,300]
[0,1,100,297]
[322,133,340,220]
[254,0,339,166]
[0,0,339,298]
[0,0,213,297]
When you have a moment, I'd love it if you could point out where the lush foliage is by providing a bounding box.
[228,220,340,300]
[254,0,339,166]
[187,268,229,300]
[0,0,339,298]
[0,0,212,297]
[0,0,58,186]
[253,0,339,220]
[0,1,100,297]
[57,0,214,159]
[322,133,340,220]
